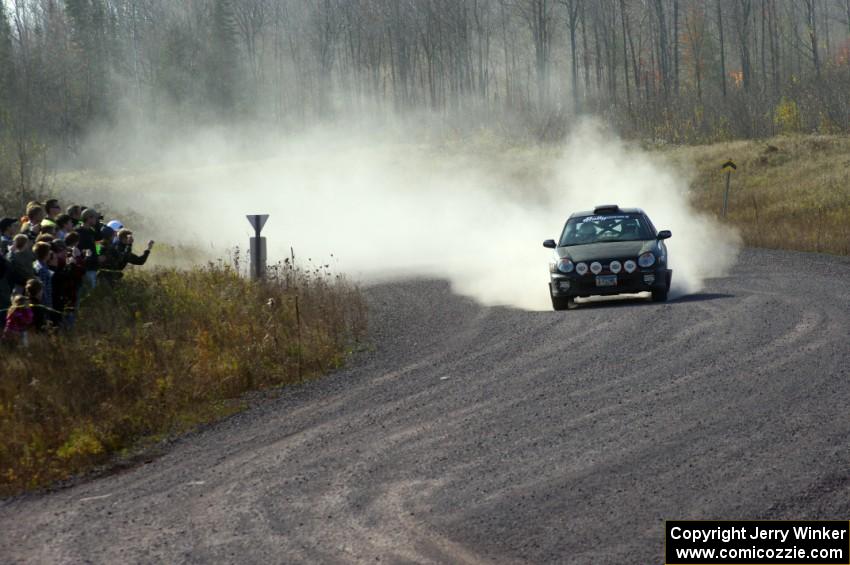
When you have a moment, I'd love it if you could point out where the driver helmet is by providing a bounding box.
[578,222,597,239]
[621,219,639,236]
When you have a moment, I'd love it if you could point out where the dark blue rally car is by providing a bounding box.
[543,205,672,311]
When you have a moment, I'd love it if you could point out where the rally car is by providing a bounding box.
[543,205,672,311]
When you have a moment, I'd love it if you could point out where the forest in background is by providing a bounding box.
[2,0,850,199]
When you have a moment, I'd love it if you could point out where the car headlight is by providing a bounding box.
[557,258,574,273]
[638,252,656,268]
[590,261,602,275]
[609,260,622,274]
[624,260,637,273]
[575,262,588,275]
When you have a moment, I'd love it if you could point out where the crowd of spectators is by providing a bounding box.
[0,199,154,346]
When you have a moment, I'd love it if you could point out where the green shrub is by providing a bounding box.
[774,98,802,135]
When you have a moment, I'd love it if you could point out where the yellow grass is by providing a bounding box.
[0,261,366,495]
[663,134,850,255]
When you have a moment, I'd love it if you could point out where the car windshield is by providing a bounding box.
[559,213,654,246]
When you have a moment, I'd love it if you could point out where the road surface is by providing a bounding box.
[2,249,849,564]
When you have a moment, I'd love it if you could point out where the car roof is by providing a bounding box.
[568,207,645,218]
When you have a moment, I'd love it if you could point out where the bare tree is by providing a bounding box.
[560,0,581,111]
[716,0,727,97]
[3,0,850,159]
[510,0,555,109]
[233,0,268,86]
[803,0,820,77]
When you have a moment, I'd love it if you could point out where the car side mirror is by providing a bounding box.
[543,239,557,249]
[657,230,672,240]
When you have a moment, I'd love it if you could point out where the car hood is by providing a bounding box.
[556,240,655,261]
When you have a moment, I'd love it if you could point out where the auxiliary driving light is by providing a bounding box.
[609,260,622,274]
[644,274,655,284]
[558,281,571,291]
[575,262,589,275]
[624,260,637,273]
[590,262,602,275]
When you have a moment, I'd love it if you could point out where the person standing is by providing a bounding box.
[9,234,34,295]
[0,217,17,254]
[21,206,44,241]
[32,242,54,314]
[44,199,61,221]
[40,200,61,235]
[25,278,49,333]
[58,232,85,328]
[66,205,82,226]
[0,243,12,313]
[101,229,154,283]
[55,214,74,240]
[75,208,101,290]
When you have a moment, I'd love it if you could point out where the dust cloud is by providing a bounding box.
[73,119,740,311]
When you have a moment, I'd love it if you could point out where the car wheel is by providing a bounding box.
[651,273,671,302]
[551,295,572,310]
[550,285,574,311]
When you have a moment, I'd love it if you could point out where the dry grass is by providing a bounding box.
[0,259,366,496]
[662,134,850,255]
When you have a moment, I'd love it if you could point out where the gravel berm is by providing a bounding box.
[2,248,849,564]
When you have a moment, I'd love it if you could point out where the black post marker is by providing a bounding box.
[246,214,269,280]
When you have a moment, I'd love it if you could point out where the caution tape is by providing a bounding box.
[1,266,140,320]
[0,303,66,316]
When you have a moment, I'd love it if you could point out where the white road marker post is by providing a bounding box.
[246,214,269,280]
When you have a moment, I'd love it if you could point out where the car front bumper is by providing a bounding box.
[549,268,671,298]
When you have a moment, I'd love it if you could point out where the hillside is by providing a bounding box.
[665,135,850,256]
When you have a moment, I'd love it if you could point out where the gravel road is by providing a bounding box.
[2,248,849,564]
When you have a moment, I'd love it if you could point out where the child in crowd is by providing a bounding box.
[3,294,34,346]
[32,242,54,312]
[25,278,49,332]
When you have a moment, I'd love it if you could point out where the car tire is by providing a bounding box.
[550,287,574,311]
[651,273,671,302]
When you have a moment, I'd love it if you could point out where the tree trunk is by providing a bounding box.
[735,0,752,91]
[580,0,591,99]
[653,0,670,99]
[619,0,631,112]
[804,0,820,77]
[673,0,679,96]
[561,0,581,112]
[717,1,727,96]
